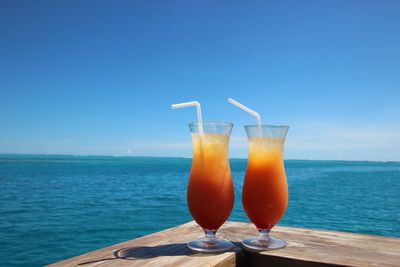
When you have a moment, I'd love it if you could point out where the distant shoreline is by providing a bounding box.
[0,153,399,163]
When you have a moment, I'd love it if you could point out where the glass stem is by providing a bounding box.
[204,229,217,245]
[259,229,270,243]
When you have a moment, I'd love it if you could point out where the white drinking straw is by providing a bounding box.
[171,101,204,135]
[228,98,263,136]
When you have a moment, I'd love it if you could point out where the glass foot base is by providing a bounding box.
[187,239,234,253]
[242,236,287,251]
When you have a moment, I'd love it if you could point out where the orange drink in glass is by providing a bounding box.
[186,121,235,252]
[242,125,289,251]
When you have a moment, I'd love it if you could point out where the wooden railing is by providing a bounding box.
[49,221,400,266]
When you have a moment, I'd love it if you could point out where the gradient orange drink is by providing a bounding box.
[187,129,234,230]
[243,136,288,230]
[241,125,289,250]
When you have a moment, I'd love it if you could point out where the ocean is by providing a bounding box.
[0,155,399,266]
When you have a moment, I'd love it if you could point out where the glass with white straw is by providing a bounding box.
[228,98,289,251]
[172,101,235,252]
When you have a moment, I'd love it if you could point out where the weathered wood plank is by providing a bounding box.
[49,221,400,267]
[219,221,400,267]
[48,221,242,267]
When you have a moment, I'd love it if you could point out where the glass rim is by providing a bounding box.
[189,121,234,127]
[245,124,289,128]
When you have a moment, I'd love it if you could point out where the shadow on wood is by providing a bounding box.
[77,242,239,265]
[115,243,191,259]
[77,243,189,265]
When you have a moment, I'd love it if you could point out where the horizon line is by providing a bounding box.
[0,153,399,163]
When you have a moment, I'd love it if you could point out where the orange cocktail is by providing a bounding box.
[187,121,234,252]
[242,125,289,251]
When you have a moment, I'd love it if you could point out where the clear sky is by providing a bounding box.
[1,0,399,161]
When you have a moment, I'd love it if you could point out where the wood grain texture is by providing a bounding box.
[48,221,242,267]
[219,221,400,267]
[49,221,400,267]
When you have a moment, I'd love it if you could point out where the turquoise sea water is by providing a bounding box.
[0,155,399,266]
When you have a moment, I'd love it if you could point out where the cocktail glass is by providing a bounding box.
[187,121,235,252]
[242,125,289,251]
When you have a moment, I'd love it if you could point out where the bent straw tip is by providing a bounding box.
[171,101,201,109]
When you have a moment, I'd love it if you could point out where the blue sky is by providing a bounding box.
[1,0,399,160]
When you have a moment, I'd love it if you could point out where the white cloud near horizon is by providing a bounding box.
[1,120,399,161]
[284,120,400,161]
